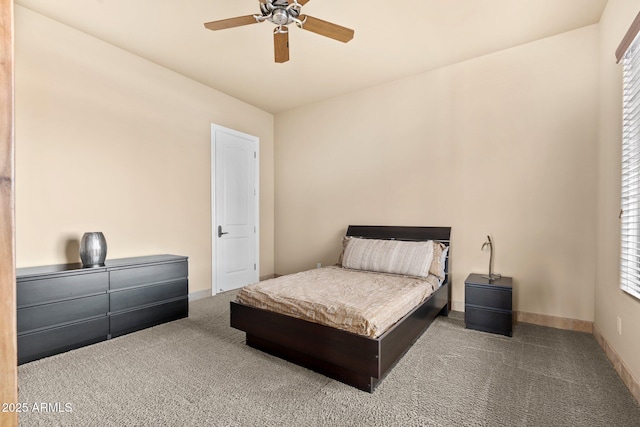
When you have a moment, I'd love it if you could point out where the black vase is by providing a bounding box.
[80,232,107,267]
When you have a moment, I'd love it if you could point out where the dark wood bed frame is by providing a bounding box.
[230,225,451,393]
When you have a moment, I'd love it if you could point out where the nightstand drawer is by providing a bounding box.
[465,305,512,337]
[465,284,512,311]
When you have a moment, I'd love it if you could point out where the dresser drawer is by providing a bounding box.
[18,294,109,334]
[18,317,109,364]
[110,279,188,313]
[465,284,512,311]
[110,298,188,338]
[109,261,188,290]
[17,272,108,307]
[465,305,512,337]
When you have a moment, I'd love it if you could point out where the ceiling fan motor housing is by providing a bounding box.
[272,8,289,25]
[260,0,301,25]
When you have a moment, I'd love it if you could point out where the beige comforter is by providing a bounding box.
[236,266,440,338]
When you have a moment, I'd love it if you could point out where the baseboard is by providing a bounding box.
[260,274,277,281]
[593,324,640,405]
[452,304,594,332]
[188,289,210,302]
[515,311,593,333]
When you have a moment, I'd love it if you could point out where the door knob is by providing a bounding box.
[218,225,229,238]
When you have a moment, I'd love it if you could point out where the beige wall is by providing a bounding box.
[596,0,640,384]
[275,25,599,319]
[14,6,275,294]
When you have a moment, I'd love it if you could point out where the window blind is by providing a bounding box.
[621,29,640,300]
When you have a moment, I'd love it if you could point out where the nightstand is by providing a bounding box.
[465,273,513,337]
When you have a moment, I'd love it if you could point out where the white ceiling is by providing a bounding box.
[15,0,608,113]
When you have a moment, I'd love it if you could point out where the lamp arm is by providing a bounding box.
[481,235,500,281]
[487,235,493,278]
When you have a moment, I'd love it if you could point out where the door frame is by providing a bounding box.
[210,124,260,296]
[0,0,18,426]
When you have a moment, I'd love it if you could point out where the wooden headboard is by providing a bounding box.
[346,225,451,242]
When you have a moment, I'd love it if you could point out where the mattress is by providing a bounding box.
[236,266,440,338]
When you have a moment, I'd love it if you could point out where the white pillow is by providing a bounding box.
[342,237,435,278]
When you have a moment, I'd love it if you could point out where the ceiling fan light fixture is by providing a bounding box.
[271,8,289,25]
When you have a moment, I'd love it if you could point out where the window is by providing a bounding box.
[621,24,640,300]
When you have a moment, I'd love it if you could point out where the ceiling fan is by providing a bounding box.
[204,0,354,63]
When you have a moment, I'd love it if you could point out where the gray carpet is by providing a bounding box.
[18,291,640,426]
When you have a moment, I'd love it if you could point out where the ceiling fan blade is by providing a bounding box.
[299,15,354,43]
[274,31,290,63]
[204,15,258,31]
[288,0,311,4]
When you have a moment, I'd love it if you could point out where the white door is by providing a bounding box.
[211,124,259,294]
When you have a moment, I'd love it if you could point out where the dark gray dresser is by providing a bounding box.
[17,255,188,364]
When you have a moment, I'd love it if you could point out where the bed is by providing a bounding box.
[230,225,451,392]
